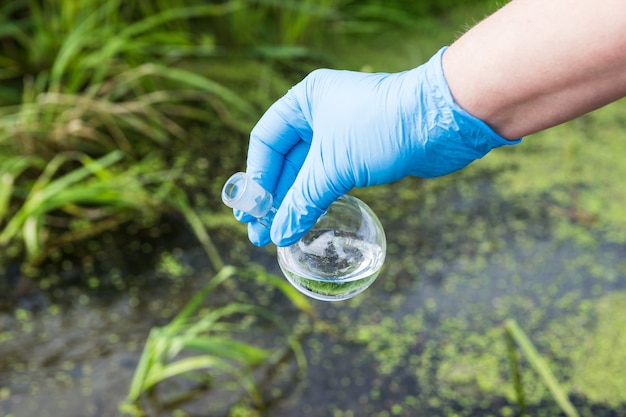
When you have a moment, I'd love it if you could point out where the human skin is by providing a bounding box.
[442,0,626,140]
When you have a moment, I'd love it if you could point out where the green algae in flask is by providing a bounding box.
[222,172,386,301]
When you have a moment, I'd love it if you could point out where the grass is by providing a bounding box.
[0,150,133,260]
[0,1,255,154]
[505,319,580,417]
[0,0,261,270]
[122,265,310,415]
[0,147,228,275]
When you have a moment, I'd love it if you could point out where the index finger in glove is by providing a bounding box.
[246,89,313,198]
[233,88,312,224]
[243,139,311,246]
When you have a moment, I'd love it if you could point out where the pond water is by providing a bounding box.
[2,167,626,417]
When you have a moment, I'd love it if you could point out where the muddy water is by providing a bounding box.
[1,175,626,417]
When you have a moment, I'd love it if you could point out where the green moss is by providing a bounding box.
[570,292,626,407]
[481,99,626,244]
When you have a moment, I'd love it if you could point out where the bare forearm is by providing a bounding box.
[442,0,626,140]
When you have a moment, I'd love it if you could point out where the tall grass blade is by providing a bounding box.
[174,303,271,348]
[166,187,224,272]
[505,319,580,417]
[85,3,241,91]
[126,265,304,407]
[184,336,270,365]
[127,328,163,402]
[170,266,237,328]
[0,156,44,222]
[134,63,255,116]
[142,355,223,391]
[145,354,263,406]
[49,1,115,93]
[505,323,528,416]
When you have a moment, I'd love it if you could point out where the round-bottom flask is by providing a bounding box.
[222,172,386,301]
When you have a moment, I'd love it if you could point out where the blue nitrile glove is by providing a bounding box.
[236,47,521,247]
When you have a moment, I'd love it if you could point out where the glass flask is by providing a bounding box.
[222,172,386,301]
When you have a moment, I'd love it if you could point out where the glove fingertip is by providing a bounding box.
[248,222,271,247]
[234,209,255,223]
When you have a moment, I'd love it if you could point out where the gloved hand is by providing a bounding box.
[236,47,521,247]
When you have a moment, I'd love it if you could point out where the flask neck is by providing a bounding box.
[257,206,277,229]
[222,172,277,227]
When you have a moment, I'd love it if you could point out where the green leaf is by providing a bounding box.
[505,319,580,417]
[184,336,270,365]
[136,63,255,116]
[168,266,237,328]
[142,355,224,391]
[127,329,159,402]
[0,156,44,222]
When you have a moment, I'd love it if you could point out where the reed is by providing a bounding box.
[0,149,229,272]
[505,319,580,417]
[123,265,310,414]
[0,0,258,266]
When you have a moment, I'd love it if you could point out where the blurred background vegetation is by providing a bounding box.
[2,1,626,416]
[0,0,491,282]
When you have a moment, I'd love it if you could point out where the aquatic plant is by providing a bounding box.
[0,1,255,154]
[0,150,136,260]
[505,319,580,417]
[122,266,310,415]
[0,0,258,269]
[569,292,626,407]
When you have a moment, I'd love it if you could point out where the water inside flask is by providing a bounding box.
[222,172,386,301]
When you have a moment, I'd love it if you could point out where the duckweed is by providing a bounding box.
[570,292,626,407]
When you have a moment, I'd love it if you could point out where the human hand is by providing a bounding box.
[237,47,520,247]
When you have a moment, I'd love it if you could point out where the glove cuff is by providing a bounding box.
[428,46,522,148]
[404,46,521,178]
